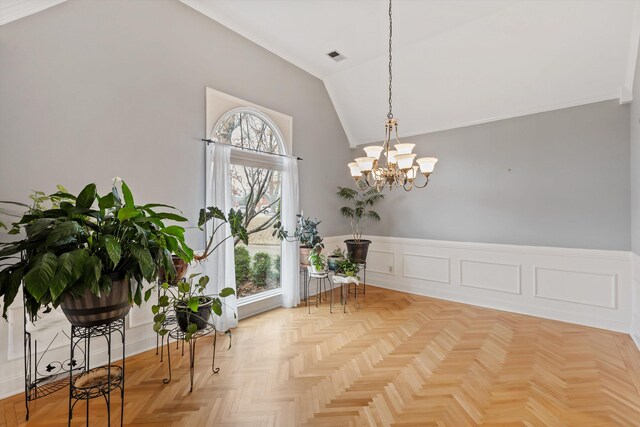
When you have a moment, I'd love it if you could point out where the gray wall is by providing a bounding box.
[0,0,353,247]
[359,100,631,250]
[632,48,640,255]
[0,0,632,252]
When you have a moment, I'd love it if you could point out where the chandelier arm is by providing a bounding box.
[403,181,413,192]
[355,177,370,191]
[412,176,431,189]
[368,171,379,188]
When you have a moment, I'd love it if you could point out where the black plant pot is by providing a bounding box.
[60,271,132,327]
[344,239,372,264]
[175,296,213,332]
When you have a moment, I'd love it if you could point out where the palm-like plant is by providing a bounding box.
[337,187,384,241]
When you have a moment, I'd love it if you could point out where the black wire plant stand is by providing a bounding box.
[23,294,85,421]
[155,278,223,392]
[162,323,219,392]
[68,318,126,427]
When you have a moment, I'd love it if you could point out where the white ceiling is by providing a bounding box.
[3,0,640,147]
[183,0,640,147]
[0,0,65,25]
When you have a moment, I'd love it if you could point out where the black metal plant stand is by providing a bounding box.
[348,262,367,295]
[68,318,125,427]
[162,323,218,392]
[23,295,85,421]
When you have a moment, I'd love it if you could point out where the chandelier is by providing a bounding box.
[347,0,438,192]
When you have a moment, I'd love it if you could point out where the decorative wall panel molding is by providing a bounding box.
[366,250,396,276]
[460,259,521,295]
[334,235,632,334]
[533,267,617,309]
[404,253,450,284]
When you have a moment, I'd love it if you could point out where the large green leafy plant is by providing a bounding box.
[0,180,193,320]
[272,214,323,248]
[337,187,384,241]
[195,207,248,261]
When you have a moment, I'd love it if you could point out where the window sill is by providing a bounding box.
[237,288,282,306]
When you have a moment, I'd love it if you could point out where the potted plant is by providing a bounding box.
[336,187,384,263]
[273,214,323,266]
[308,244,327,274]
[152,273,234,340]
[151,207,248,339]
[336,256,360,280]
[327,246,345,272]
[0,179,193,326]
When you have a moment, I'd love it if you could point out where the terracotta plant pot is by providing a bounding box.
[158,255,189,286]
[344,239,371,264]
[300,247,312,266]
[60,272,131,327]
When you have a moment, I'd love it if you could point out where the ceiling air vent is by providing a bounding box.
[327,50,346,62]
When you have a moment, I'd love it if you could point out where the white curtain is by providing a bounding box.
[204,143,238,331]
[281,157,300,308]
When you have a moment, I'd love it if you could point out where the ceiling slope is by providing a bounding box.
[0,0,65,26]
[181,0,640,147]
[3,0,640,147]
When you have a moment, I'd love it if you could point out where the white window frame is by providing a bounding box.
[206,88,293,316]
[211,108,287,310]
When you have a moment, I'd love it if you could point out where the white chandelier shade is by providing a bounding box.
[364,145,384,159]
[348,162,362,177]
[417,157,438,174]
[384,149,398,164]
[355,157,376,172]
[394,143,415,155]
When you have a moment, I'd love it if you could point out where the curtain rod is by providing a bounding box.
[201,139,303,161]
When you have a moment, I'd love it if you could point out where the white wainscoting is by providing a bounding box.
[328,235,633,334]
[632,253,640,351]
[1,237,637,400]
[0,290,159,400]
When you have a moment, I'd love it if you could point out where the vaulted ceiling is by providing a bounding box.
[182,0,640,147]
[3,0,639,147]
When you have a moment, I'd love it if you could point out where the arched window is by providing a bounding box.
[213,108,286,156]
[212,108,285,300]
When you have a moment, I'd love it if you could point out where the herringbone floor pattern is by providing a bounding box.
[2,286,640,426]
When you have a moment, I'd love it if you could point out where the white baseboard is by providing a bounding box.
[326,235,634,334]
[632,317,640,351]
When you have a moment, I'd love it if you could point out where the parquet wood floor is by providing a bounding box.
[2,286,640,426]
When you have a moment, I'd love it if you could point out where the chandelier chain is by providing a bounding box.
[387,0,393,120]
